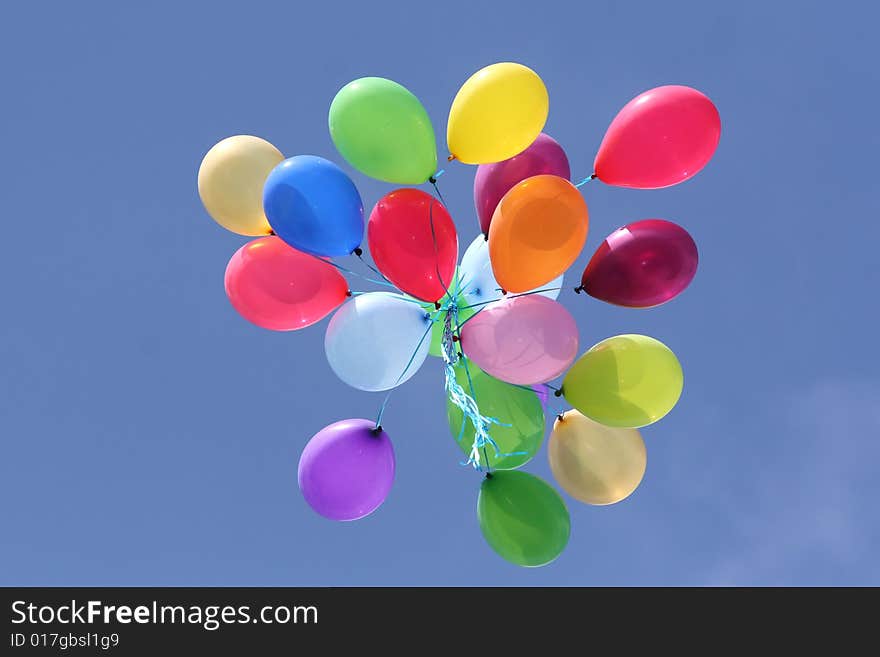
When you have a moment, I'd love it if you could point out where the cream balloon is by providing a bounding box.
[198,135,284,235]
[548,410,646,505]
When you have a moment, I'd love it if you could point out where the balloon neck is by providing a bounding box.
[352,246,363,256]
[485,472,493,480]
[553,388,564,398]
[482,233,488,242]
[371,425,383,436]
[573,286,584,294]
[447,154,457,163]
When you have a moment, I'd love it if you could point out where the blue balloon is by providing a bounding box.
[263,155,364,257]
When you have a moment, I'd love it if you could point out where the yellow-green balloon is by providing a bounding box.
[562,334,683,428]
[446,362,544,469]
[329,77,437,184]
[478,471,570,567]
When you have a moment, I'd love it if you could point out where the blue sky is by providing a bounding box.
[1,1,878,585]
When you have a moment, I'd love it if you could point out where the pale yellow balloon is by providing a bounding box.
[447,62,549,164]
[548,410,647,505]
[197,135,283,236]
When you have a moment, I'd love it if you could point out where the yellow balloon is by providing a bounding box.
[198,135,284,236]
[562,334,683,428]
[447,62,549,164]
[549,411,646,505]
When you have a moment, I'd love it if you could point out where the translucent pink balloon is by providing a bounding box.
[580,219,698,308]
[473,133,570,236]
[224,236,349,331]
[594,85,721,189]
[460,295,579,386]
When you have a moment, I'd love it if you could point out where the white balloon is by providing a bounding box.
[458,234,562,306]
[325,292,432,392]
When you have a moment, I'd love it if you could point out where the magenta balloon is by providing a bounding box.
[531,384,550,411]
[581,219,698,308]
[594,85,721,189]
[473,133,571,236]
[297,419,395,521]
[460,295,579,386]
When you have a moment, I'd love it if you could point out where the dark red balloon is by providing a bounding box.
[580,219,698,308]
[368,188,458,303]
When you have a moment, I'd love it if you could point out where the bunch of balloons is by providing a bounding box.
[197,63,720,567]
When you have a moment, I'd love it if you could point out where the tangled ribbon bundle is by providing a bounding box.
[197,63,720,566]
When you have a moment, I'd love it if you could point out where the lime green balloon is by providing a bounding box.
[428,269,475,357]
[562,334,683,428]
[329,77,437,184]
[447,362,544,469]
[478,471,570,567]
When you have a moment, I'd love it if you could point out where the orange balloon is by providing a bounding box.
[488,175,589,293]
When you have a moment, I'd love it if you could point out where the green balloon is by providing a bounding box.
[446,362,544,469]
[329,77,437,184]
[428,269,475,358]
[562,334,683,428]
[478,471,570,567]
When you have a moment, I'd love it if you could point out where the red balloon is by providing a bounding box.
[580,219,698,308]
[594,85,721,189]
[368,188,458,303]
[225,236,349,330]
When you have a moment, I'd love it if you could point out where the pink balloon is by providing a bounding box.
[580,219,698,308]
[594,85,721,189]
[473,133,570,236]
[460,295,579,386]
[224,236,349,331]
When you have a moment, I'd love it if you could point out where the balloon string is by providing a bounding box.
[429,178,449,212]
[353,250,393,285]
[304,252,397,289]
[373,319,434,429]
[574,173,597,188]
[457,287,562,312]
[428,199,453,300]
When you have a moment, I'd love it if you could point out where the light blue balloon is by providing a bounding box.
[263,155,364,257]
[325,292,433,392]
[459,234,563,307]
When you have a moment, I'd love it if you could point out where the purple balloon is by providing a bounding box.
[474,133,571,236]
[460,295,579,386]
[581,219,699,308]
[531,384,550,411]
[297,419,395,521]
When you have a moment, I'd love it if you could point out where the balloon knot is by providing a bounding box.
[452,335,459,342]
[345,290,353,297]
[553,388,563,398]
[485,472,493,479]
[574,286,583,294]
[268,230,276,236]
[483,233,489,242]
[499,289,507,296]
[353,247,363,256]
[434,301,442,310]
[557,413,565,422]
[371,425,382,435]
[447,154,457,162]
[590,173,597,180]
[428,177,437,184]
